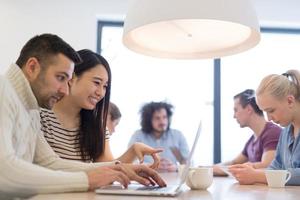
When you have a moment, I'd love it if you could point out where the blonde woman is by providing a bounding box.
[229,70,300,186]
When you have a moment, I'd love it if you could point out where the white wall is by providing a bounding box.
[0,0,129,72]
[0,0,299,73]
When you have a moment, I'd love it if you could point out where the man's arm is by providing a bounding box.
[228,153,249,165]
[249,125,281,169]
[35,134,166,191]
[229,165,267,185]
[213,153,248,176]
[248,150,276,169]
[34,132,116,171]
[0,86,88,197]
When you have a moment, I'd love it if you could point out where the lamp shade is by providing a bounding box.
[123,0,261,59]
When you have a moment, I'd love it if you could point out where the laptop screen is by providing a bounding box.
[176,121,202,190]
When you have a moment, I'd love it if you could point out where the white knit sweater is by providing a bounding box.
[0,64,114,199]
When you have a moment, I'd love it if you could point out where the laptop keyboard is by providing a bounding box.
[136,185,169,191]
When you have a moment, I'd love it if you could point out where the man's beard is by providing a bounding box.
[30,72,54,109]
[154,125,167,133]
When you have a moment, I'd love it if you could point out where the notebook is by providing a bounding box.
[95,121,202,197]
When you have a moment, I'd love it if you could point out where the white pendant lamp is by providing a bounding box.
[123,0,261,59]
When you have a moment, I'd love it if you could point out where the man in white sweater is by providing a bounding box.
[0,34,166,199]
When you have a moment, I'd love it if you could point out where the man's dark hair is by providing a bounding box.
[16,33,81,68]
[234,89,263,116]
[140,101,173,133]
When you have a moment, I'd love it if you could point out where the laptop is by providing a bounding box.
[95,121,202,197]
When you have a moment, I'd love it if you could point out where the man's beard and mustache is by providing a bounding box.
[154,123,168,133]
[30,73,64,109]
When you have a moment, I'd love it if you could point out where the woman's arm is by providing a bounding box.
[96,141,162,169]
[117,142,163,168]
[96,140,114,162]
[229,164,267,185]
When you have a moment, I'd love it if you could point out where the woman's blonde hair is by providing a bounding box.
[256,70,300,101]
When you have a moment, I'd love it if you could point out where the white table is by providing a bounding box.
[29,173,300,200]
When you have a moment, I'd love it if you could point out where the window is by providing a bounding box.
[99,21,214,166]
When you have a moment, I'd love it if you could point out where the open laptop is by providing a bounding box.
[95,121,202,197]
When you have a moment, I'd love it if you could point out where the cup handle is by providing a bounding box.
[285,171,292,184]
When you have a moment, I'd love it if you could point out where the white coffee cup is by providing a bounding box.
[186,167,213,190]
[265,169,291,188]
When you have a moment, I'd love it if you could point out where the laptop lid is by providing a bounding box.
[175,121,202,192]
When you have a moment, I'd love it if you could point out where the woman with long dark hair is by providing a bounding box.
[41,49,161,165]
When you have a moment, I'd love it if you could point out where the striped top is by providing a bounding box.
[40,108,109,162]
